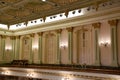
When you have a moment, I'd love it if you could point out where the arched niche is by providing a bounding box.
[42,31,57,64]
[20,35,31,60]
[74,26,94,65]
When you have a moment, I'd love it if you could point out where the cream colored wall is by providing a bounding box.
[60,29,69,64]
[99,20,111,66]
[32,34,39,63]
[73,25,95,65]
[0,20,120,66]
[5,37,12,62]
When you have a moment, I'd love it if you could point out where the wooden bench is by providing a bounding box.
[11,60,28,65]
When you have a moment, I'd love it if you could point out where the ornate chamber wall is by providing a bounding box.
[0,20,120,67]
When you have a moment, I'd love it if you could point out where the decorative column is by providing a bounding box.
[38,32,43,64]
[92,23,101,66]
[56,29,62,64]
[15,36,20,60]
[67,27,73,64]
[1,35,6,63]
[11,36,16,61]
[108,20,118,67]
[29,34,34,64]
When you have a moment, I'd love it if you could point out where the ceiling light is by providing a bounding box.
[53,16,56,18]
[50,17,52,19]
[40,19,42,22]
[42,0,46,2]
[60,14,63,17]
[72,11,76,14]
[78,10,81,13]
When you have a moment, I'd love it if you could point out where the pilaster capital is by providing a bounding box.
[67,27,73,32]
[108,19,118,26]
[92,22,101,28]
[56,29,62,34]
[1,35,6,39]
[16,36,21,39]
[10,36,16,40]
[37,32,43,36]
[30,33,35,37]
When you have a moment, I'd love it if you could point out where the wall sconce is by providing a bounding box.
[60,43,67,50]
[32,45,38,51]
[100,41,109,47]
[5,47,12,51]
[1,71,9,75]
[27,73,34,77]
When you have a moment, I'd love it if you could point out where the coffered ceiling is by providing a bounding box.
[0,0,109,25]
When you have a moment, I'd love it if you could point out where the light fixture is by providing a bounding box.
[72,11,76,14]
[60,43,67,50]
[1,71,9,75]
[42,0,46,2]
[27,73,34,77]
[100,41,109,47]
[16,25,18,27]
[87,7,90,11]
[53,16,56,18]
[50,17,52,19]
[78,9,81,13]
[60,14,63,17]
[31,21,33,23]
[34,20,37,23]
[40,19,42,22]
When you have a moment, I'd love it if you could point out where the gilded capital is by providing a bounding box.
[30,33,35,37]
[10,36,16,40]
[1,35,6,39]
[92,22,101,28]
[37,32,43,36]
[16,36,21,39]
[108,19,118,26]
[56,29,62,34]
[67,27,73,32]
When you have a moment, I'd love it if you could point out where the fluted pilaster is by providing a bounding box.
[92,22,101,66]
[67,27,73,64]
[108,19,118,67]
[38,32,43,64]
[56,29,62,64]
[29,34,35,64]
